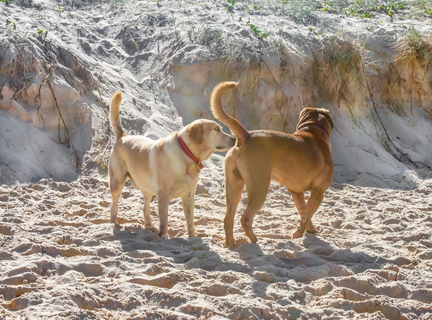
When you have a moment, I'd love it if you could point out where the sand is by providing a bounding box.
[0,176,431,319]
[1,0,432,318]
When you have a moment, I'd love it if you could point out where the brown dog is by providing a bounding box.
[211,82,334,248]
[109,92,236,239]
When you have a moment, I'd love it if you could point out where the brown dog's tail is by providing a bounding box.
[109,92,126,141]
[210,81,249,145]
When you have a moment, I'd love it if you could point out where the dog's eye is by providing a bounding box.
[215,127,221,132]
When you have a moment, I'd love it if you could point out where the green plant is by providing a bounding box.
[321,1,337,13]
[37,29,48,40]
[225,0,236,12]
[405,26,422,47]
[320,0,406,19]
[0,0,11,5]
[246,18,267,39]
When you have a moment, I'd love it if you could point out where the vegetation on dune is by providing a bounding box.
[2,0,432,171]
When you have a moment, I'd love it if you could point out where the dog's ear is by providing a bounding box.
[188,122,204,145]
[297,108,313,129]
[321,110,334,129]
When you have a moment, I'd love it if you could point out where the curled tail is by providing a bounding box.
[109,92,126,141]
[210,81,249,146]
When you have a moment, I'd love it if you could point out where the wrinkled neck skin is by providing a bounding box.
[178,128,214,162]
[297,122,332,151]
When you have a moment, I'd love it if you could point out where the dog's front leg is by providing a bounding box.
[291,191,307,238]
[157,192,170,239]
[181,192,195,237]
[293,189,323,238]
[141,190,153,228]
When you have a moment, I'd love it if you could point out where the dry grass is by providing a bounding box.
[313,35,368,125]
[395,27,432,66]
[392,27,432,118]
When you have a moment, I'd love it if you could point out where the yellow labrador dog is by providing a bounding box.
[109,92,236,239]
[211,82,334,248]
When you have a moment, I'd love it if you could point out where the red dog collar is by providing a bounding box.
[178,135,204,169]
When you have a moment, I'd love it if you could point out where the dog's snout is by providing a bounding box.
[216,134,237,151]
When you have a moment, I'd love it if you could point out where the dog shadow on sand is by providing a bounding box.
[112,225,411,300]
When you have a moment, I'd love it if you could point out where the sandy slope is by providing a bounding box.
[1,172,432,319]
[1,0,432,184]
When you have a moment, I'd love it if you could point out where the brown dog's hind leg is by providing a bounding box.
[109,174,126,224]
[157,192,170,240]
[224,166,245,249]
[293,189,323,238]
[141,190,153,228]
[241,176,270,244]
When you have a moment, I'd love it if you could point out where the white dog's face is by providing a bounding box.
[187,119,236,153]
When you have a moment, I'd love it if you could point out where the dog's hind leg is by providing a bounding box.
[293,188,323,238]
[224,166,245,248]
[182,192,196,237]
[141,190,153,228]
[241,172,270,245]
[109,172,126,224]
[157,192,170,240]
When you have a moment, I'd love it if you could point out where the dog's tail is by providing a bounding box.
[210,81,249,145]
[109,92,127,141]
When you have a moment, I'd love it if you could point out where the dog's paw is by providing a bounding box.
[159,232,170,240]
[147,225,158,233]
[306,225,321,234]
[225,240,236,249]
[292,230,304,239]
[306,223,321,234]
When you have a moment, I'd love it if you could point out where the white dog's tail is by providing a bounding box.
[109,92,126,141]
[210,81,249,146]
